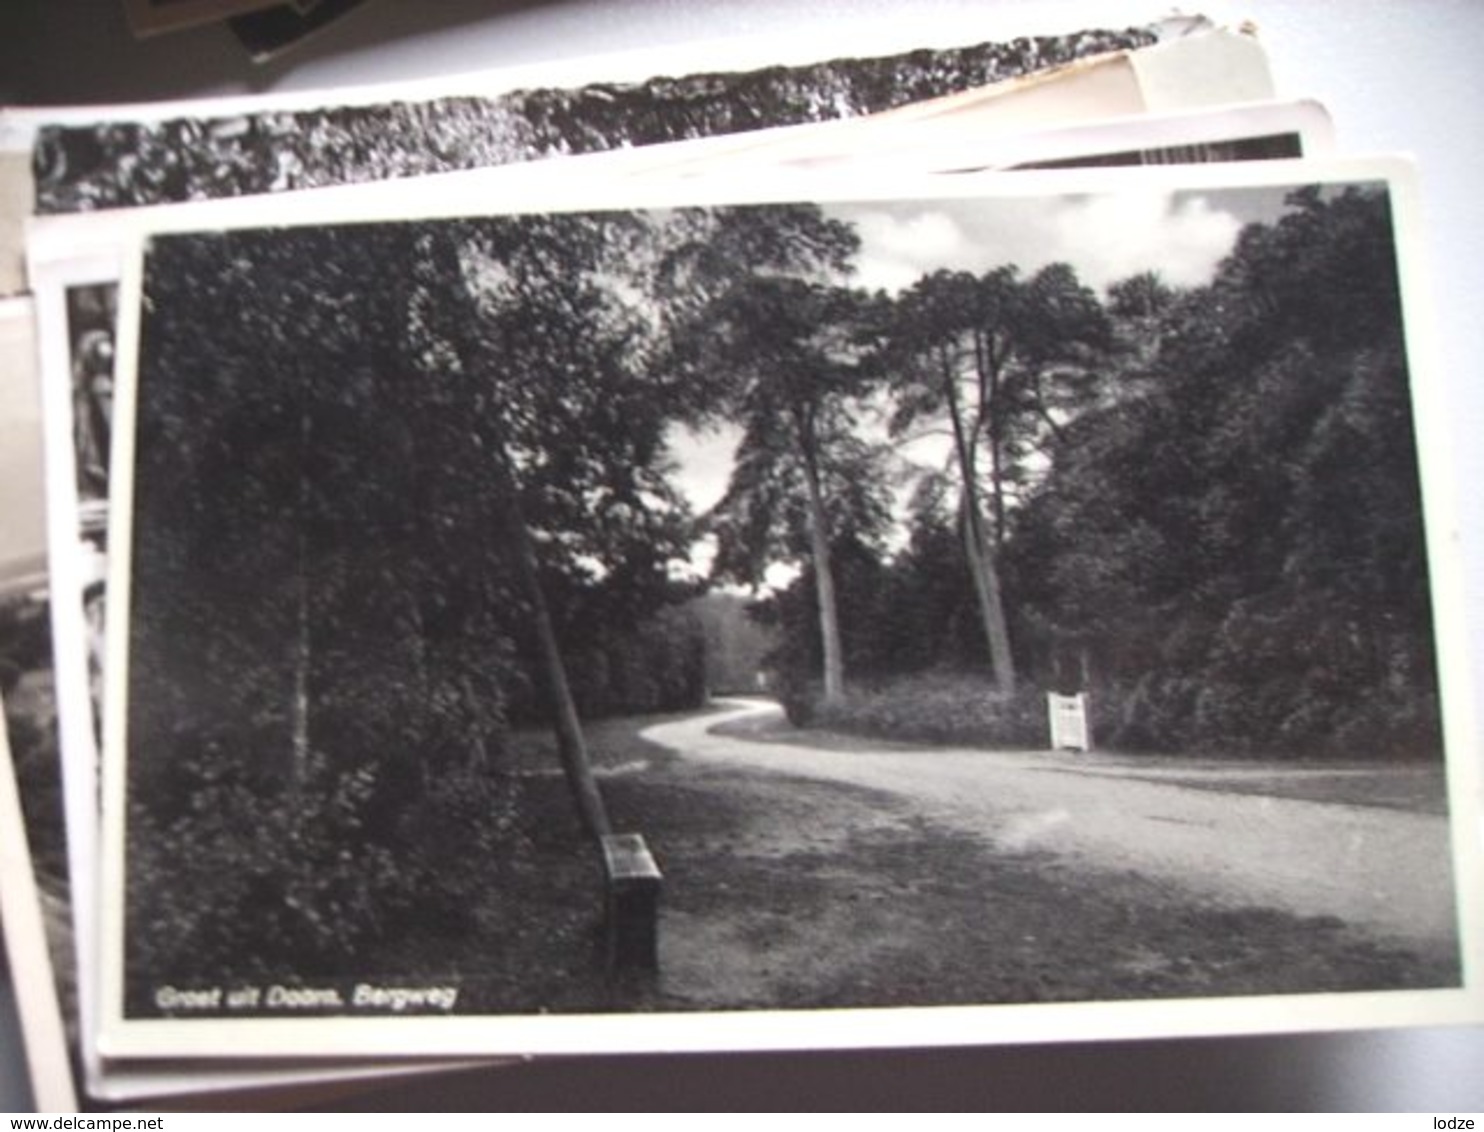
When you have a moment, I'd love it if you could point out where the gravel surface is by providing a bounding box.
[375,698,1462,1015]
[643,699,1461,955]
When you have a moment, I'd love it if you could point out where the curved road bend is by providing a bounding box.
[641,698,1459,954]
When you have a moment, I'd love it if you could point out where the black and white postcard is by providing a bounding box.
[97,157,1482,1058]
[121,0,288,39]
[8,15,1284,1080]
[22,94,1332,1085]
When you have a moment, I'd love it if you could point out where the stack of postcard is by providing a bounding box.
[1,9,1479,1113]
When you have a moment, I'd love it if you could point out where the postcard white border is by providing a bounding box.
[95,155,1483,1059]
[24,254,111,1101]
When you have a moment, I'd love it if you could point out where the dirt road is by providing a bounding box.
[642,698,1459,954]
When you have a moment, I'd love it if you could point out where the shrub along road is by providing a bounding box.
[640,699,1459,958]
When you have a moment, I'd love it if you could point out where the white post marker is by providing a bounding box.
[1046,691,1090,752]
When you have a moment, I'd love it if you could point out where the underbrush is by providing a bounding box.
[126,747,528,1003]
[1100,670,1443,760]
[788,672,1049,749]
[780,667,1443,761]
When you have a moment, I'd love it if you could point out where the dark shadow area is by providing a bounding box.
[302,1028,1484,1112]
[0,0,552,104]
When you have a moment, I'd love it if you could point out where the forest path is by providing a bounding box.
[641,698,1460,954]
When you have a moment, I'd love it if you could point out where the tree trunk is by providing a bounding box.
[943,354,1017,695]
[797,413,845,705]
[426,228,611,841]
[959,486,1017,697]
[987,421,1008,547]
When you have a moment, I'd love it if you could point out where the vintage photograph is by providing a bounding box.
[101,161,1479,1056]
[14,94,1330,1084]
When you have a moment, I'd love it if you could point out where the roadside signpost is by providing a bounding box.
[1047,691,1091,752]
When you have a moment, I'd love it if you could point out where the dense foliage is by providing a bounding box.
[688,593,780,695]
[127,213,709,986]
[768,186,1440,760]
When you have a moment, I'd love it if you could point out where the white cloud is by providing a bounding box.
[665,420,739,514]
[851,208,968,293]
[834,187,1254,298]
[1047,191,1243,290]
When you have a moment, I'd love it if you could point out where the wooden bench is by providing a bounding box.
[600,832,662,974]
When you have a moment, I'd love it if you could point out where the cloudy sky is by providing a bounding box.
[827,183,1299,296]
[668,181,1309,536]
